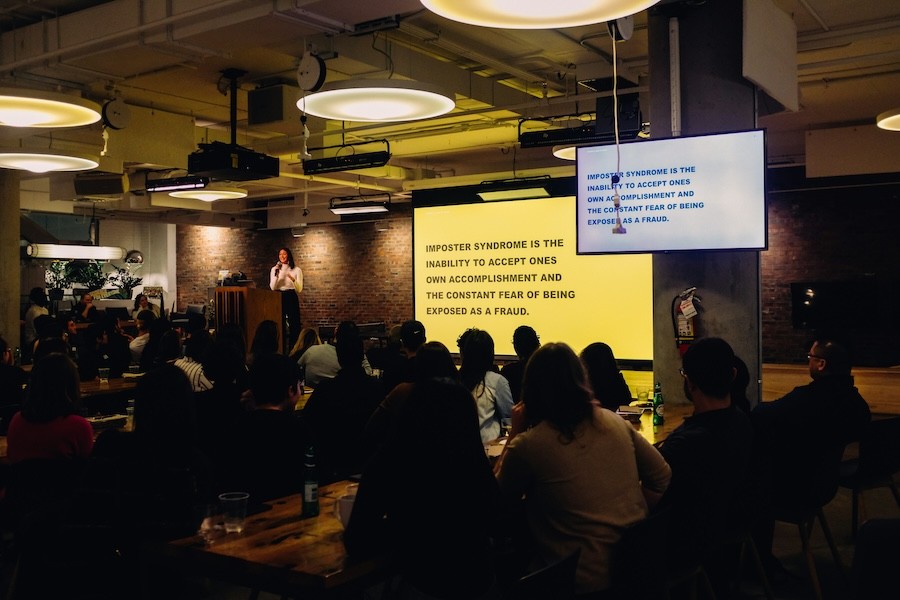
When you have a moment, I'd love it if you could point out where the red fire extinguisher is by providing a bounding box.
[672,287,701,357]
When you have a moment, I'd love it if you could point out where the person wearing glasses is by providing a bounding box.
[751,335,871,577]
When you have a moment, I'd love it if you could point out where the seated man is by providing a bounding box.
[752,336,872,576]
[753,335,871,511]
[71,293,98,323]
[656,337,755,587]
[221,353,311,503]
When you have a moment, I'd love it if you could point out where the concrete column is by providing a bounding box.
[0,169,21,350]
[648,0,762,405]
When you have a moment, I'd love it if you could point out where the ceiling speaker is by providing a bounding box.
[74,172,129,196]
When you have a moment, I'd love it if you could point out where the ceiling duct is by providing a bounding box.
[73,171,129,196]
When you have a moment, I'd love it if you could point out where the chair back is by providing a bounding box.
[857,417,900,481]
[512,548,581,600]
[607,509,669,600]
[852,518,900,598]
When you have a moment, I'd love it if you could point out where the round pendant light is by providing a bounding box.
[0,149,99,173]
[876,108,900,131]
[170,186,248,202]
[420,0,661,29]
[300,79,455,122]
[0,88,101,128]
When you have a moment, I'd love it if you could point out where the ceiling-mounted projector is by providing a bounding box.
[188,141,279,181]
[302,151,391,174]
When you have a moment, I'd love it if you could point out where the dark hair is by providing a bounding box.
[813,336,852,376]
[201,339,246,384]
[23,353,81,423]
[334,320,359,344]
[28,287,48,308]
[731,355,751,414]
[580,342,628,409]
[512,325,540,360]
[133,293,147,311]
[157,329,183,363]
[249,319,279,363]
[249,353,300,407]
[0,336,7,355]
[681,337,736,398]
[133,364,196,452]
[414,341,459,382]
[136,309,157,331]
[336,333,364,371]
[33,314,59,339]
[521,343,593,441]
[393,377,484,458]
[459,329,495,393]
[184,330,212,360]
[278,247,296,269]
[85,322,106,346]
[216,322,247,361]
[32,336,69,362]
[400,320,426,352]
[289,328,320,361]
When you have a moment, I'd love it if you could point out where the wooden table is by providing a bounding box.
[80,375,139,398]
[143,481,389,599]
[632,402,692,446]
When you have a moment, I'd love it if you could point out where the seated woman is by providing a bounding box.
[131,293,161,320]
[458,328,514,443]
[495,343,671,597]
[346,376,501,600]
[288,327,320,362]
[7,353,93,464]
[579,341,633,412]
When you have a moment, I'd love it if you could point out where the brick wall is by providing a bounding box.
[177,193,900,368]
[176,205,414,331]
[761,185,900,366]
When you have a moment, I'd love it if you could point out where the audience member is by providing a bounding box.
[346,377,501,600]
[71,292,98,323]
[76,322,109,381]
[495,343,671,596]
[299,321,373,387]
[132,293,160,320]
[288,327,321,362]
[303,330,384,483]
[7,353,93,463]
[129,309,156,364]
[31,316,70,363]
[368,324,405,393]
[90,364,212,551]
[195,339,248,461]
[0,336,27,434]
[752,335,871,566]
[102,314,133,376]
[656,337,754,589]
[364,341,458,454]
[579,341,633,412]
[22,287,49,355]
[222,353,310,502]
[500,325,540,404]
[248,319,279,366]
[731,355,753,414]
[459,328,513,443]
[175,329,213,391]
[138,313,172,371]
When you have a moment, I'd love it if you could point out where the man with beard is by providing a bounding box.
[656,337,755,593]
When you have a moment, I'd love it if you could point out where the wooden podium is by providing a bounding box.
[214,287,284,353]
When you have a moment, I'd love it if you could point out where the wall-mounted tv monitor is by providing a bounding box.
[576,130,767,254]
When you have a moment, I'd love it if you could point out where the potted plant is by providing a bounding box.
[66,260,108,295]
[44,260,71,300]
[106,266,143,300]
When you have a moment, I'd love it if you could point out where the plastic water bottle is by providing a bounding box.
[652,382,665,427]
[302,445,320,518]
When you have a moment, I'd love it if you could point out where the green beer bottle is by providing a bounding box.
[652,382,665,426]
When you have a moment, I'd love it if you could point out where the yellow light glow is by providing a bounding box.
[0,151,99,173]
[0,88,101,127]
[552,145,578,160]
[26,243,126,260]
[300,80,455,122]
[421,0,661,28]
[169,187,248,202]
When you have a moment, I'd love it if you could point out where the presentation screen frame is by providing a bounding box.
[575,129,768,255]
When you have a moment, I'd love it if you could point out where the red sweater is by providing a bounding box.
[7,412,94,464]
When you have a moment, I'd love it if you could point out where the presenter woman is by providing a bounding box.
[269,247,303,353]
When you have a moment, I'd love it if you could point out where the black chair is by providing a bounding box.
[838,417,900,538]
[851,518,900,599]
[773,444,847,600]
[607,510,668,600]
[511,548,581,600]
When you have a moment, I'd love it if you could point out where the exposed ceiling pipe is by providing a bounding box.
[669,17,681,138]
